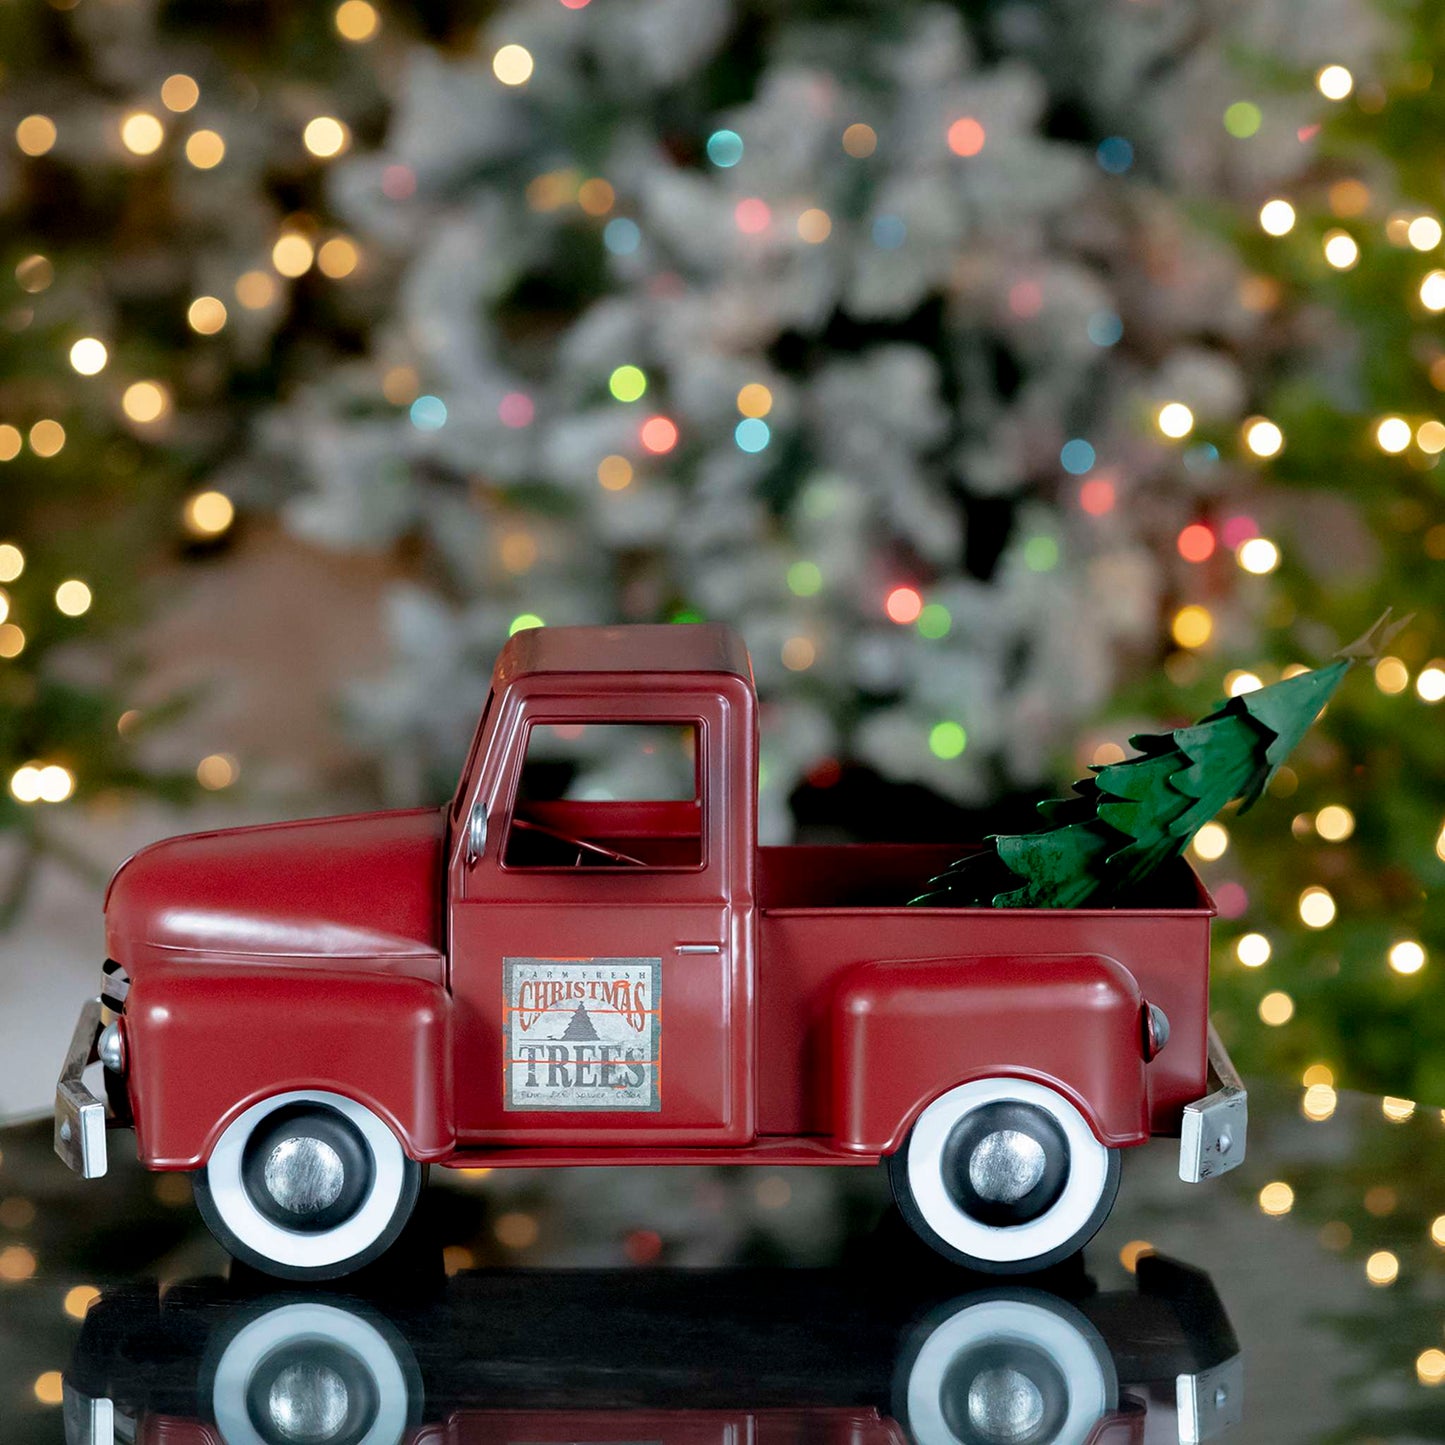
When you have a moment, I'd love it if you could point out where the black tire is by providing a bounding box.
[887,1080,1121,1275]
[193,1092,423,1282]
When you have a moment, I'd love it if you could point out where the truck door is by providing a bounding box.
[449,684,754,1147]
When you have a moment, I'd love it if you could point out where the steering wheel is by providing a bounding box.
[511,815,648,868]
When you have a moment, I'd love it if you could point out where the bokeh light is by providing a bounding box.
[1316,65,1354,100]
[197,753,238,790]
[1408,215,1442,251]
[55,579,92,616]
[929,721,967,759]
[735,198,771,234]
[1235,933,1271,967]
[706,129,744,168]
[797,208,832,243]
[1243,417,1283,457]
[1259,199,1296,235]
[335,0,380,41]
[1223,101,1261,138]
[185,129,225,168]
[597,455,632,491]
[1171,605,1213,649]
[1322,230,1359,269]
[29,420,65,457]
[1388,940,1426,976]
[946,117,985,157]
[1374,656,1409,694]
[734,418,770,452]
[1365,1250,1399,1286]
[69,338,107,375]
[608,365,647,402]
[16,115,57,157]
[1298,885,1337,929]
[1375,415,1412,452]
[493,45,535,85]
[184,490,235,538]
[187,296,228,333]
[121,112,165,156]
[1236,537,1280,574]
[161,74,200,112]
[1258,1181,1294,1215]
[737,383,772,417]
[1157,401,1194,438]
[272,233,315,277]
[639,416,678,454]
[304,116,349,158]
[1259,990,1294,1026]
[1177,523,1215,562]
[885,586,923,624]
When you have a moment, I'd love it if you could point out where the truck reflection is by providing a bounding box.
[64,1251,1240,1445]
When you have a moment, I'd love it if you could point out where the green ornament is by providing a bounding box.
[914,614,1406,909]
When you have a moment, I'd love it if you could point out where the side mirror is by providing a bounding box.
[466,801,488,867]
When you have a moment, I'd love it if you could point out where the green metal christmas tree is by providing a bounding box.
[915,616,1406,909]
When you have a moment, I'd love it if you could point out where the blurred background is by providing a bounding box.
[0,0,1442,1122]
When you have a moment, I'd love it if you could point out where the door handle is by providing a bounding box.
[675,943,722,955]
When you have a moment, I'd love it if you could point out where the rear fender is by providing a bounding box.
[829,953,1148,1155]
[126,961,454,1170]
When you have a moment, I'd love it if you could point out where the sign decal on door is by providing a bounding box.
[503,957,661,1111]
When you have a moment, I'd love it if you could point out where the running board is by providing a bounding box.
[441,1137,880,1170]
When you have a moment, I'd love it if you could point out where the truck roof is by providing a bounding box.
[495,623,754,686]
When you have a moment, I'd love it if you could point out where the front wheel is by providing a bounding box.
[888,1078,1120,1274]
[193,1091,422,1281]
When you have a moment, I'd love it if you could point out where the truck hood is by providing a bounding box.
[105,808,447,979]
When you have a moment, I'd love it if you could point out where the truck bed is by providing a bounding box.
[755,843,1214,1139]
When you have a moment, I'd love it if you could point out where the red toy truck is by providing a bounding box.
[56,623,1246,1279]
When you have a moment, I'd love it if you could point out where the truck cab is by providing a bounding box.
[57,623,1246,1281]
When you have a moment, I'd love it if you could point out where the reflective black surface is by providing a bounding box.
[1,1080,1443,1442]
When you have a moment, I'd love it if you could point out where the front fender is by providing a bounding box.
[829,953,1148,1155]
[126,961,454,1169]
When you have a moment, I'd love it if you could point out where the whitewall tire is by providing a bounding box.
[193,1091,422,1281]
[888,1078,1120,1274]
[203,1299,421,1445]
[894,1291,1117,1445]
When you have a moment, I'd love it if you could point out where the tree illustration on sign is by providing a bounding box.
[556,1003,601,1042]
[914,615,1405,909]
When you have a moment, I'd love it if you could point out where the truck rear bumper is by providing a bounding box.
[55,998,109,1179]
[1178,1022,1246,1183]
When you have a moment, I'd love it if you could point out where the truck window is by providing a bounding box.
[503,721,704,870]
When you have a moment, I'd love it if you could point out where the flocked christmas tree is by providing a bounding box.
[256,0,1322,833]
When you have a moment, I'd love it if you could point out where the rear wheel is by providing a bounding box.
[193,1091,422,1281]
[888,1078,1120,1274]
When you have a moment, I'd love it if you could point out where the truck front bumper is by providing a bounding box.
[54,998,109,1179]
[1178,1022,1247,1183]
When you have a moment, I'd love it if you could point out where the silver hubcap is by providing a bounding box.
[968,1129,1047,1204]
[966,1365,1046,1443]
[264,1137,346,1216]
[267,1360,350,1441]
